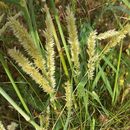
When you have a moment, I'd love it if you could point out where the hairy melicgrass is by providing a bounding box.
[0,1,130,130]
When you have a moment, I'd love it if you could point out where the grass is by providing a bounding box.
[0,0,130,130]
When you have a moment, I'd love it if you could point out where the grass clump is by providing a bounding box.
[0,1,130,130]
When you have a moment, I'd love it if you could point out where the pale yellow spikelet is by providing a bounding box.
[0,14,8,36]
[121,87,130,103]
[0,12,21,36]
[0,14,4,23]
[45,106,50,129]
[0,121,6,130]
[65,81,72,110]
[66,7,80,74]
[0,14,6,36]
[0,22,9,36]
[0,1,8,10]
[87,55,98,80]
[8,17,46,72]
[97,29,119,40]
[87,31,98,80]
[121,24,130,34]
[7,122,18,130]
[8,48,54,94]
[39,106,50,130]
[44,12,56,88]
[104,24,130,54]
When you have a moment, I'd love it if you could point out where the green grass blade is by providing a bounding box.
[92,53,116,90]
[9,59,45,109]
[76,73,88,97]
[90,118,95,130]
[0,53,31,115]
[87,91,109,116]
[122,0,130,9]
[0,86,42,130]
[49,0,73,70]
[27,0,43,50]
[112,42,123,105]
[98,65,113,98]
[102,55,116,72]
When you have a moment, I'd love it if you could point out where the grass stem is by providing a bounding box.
[0,86,42,130]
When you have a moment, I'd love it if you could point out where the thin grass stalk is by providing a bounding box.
[0,87,42,130]
[112,42,123,105]
[51,105,66,130]
[63,110,71,130]
[64,81,72,130]
[27,0,43,50]
[49,0,73,71]
[19,0,40,48]
[75,72,89,117]
[45,106,50,129]
[90,118,95,130]
[83,92,89,118]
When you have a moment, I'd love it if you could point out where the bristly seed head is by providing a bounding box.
[66,7,80,75]
[87,31,98,80]
[8,48,54,94]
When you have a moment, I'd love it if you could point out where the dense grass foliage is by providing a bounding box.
[0,0,130,130]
